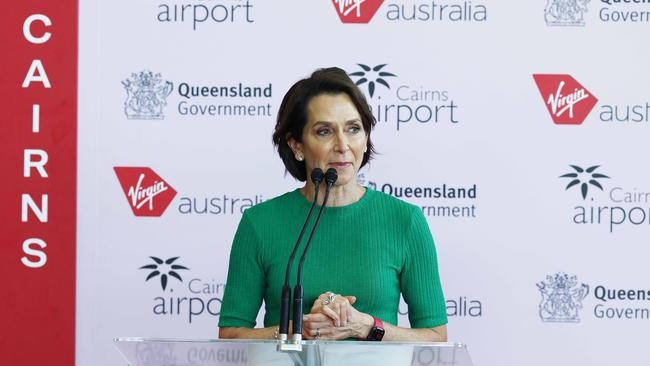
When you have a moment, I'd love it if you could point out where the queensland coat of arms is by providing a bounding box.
[544,0,590,26]
[537,272,589,322]
[122,70,173,120]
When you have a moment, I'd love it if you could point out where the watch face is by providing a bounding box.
[368,327,385,341]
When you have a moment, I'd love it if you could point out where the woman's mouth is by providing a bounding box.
[329,162,352,169]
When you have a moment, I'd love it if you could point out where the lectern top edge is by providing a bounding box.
[113,336,467,348]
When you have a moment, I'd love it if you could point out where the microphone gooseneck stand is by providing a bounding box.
[291,168,338,345]
[277,168,337,353]
[277,168,325,352]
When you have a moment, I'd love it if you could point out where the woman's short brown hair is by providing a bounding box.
[272,67,376,182]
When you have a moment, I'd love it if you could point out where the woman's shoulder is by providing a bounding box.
[365,188,425,229]
[367,188,421,215]
[242,189,302,220]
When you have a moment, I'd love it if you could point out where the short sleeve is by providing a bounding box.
[218,211,266,328]
[400,207,448,328]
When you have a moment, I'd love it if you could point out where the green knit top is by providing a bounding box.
[218,188,447,329]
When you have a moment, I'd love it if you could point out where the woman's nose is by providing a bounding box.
[334,131,350,152]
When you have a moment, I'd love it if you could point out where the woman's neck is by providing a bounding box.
[300,181,365,207]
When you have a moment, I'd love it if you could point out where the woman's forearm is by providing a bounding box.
[383,323,447,342]
[356,313,448,342]
[218,326,277,340]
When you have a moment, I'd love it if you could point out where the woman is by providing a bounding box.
[218,67,447,342]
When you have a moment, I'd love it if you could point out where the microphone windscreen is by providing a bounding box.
[311,168,324,185]
[325,168,338,185]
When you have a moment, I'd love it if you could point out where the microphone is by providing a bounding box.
[278,168,325,343]
[292,168,338,341]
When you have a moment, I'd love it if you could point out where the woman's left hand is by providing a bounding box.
[302,292,373,340]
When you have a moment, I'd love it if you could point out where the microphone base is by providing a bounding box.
[276,334,303,352]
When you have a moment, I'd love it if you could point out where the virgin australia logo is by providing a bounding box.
[114,167,178,217]
[348,63,397,98]
[533,74,598,125]
[331,0,384,24]
[537,272,589,323]
[122,70,173,120]
[545,0,590,26]
[140,256,189,291]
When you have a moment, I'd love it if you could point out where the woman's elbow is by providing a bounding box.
[431,325,448,342]
[219,327,237,339]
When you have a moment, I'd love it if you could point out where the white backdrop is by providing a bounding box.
[77,1,650,366]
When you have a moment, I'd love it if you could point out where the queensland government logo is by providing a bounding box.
[122,70,173,120]
[114,167,177,217]
[359,173,477,218]
[544,0,590,26]
[536,272,650,321]
[121,69,273,121]
[536,272,589,322]
[545,0,650,25]
[348,63,460,131]
[533,74,598,125]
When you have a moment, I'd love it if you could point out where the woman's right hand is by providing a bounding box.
[302,292,374,340]
[310,292,357,327]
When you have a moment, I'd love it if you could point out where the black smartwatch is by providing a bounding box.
[365,316,385,341]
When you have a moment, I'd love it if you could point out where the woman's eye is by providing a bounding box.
[349,125,361,133]
[316,128,331,136]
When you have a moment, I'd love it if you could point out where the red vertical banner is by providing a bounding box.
[0,1,77,365]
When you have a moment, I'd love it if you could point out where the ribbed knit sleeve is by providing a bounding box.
[401,206,448,328]
[218,211,265,328]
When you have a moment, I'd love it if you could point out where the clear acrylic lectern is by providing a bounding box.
[114,337,473,366]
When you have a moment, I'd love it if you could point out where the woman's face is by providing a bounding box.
[290,93,368,188]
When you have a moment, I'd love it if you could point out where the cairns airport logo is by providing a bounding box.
[331,0,487,24]
[544,0,650,26]
[559,164,650,232]
[156,0,255,31]
[348,63,461,131]
[140,256,226,324]
[534,74,650,126]
[141,256,189,291]
[537,272,650,322]
[122,69,273,120]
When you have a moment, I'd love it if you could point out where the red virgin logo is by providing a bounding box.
[331,0,384,24]
[114,167,177,217]
[533,74,598,125]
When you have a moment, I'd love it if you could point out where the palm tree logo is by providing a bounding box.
[140,256,189,291]
[349,63,397,98]
[560,165,610,200]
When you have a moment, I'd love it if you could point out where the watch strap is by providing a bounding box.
[365,316,385,341]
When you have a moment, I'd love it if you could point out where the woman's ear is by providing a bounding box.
[287,136,303,159]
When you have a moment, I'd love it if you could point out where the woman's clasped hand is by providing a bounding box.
[302,291,372,340]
